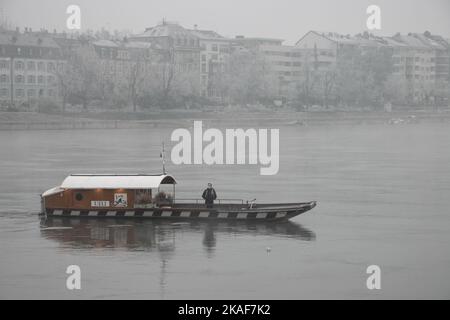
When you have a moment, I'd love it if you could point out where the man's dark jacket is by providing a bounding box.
[202,188,217,205]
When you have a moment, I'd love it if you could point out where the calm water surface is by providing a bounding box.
[0,122,449,299]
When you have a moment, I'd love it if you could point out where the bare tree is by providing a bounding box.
[67,45,101,110]
[126,49,148,112]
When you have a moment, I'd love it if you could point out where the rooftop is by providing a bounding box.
[0,32,60,48]
[187,29,227,40]
[134,22,195,39]
[59,174,177,190]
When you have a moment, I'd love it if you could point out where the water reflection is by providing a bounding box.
[40,217,316,253]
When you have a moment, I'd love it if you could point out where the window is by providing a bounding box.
[27,61,36,70]
[38,75,44,84]
[15,75,24,83]
[0,74,8,83]
[37,62,44,71]
[48,89,54,97]
[15,61,24,70]
[211,44,218,52]
[28,75,35,83]
[201,63,206,73]
[201,54,206,62]
[15,89,25,98]
[47,62,55,72]
[0,60,9,69]
[27,89,35,97]
[47,75,54,84]
[219,45,229,53]
[0,88,8,97]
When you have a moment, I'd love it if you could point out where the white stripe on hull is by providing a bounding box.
[199,212,210,218]
[275,212,287,218]
[124,211,135,217]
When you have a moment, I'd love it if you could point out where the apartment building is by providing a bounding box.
[92,38,164,97]
[130,21,200,82]
[188,28,231,98]
[0,31,64,106]
[232,36,304,98]
[295,31,354,67]
[389,33,445,103]
[414,32,450,83]
[296,30,449,104]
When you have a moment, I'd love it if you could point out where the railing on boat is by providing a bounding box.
[173,198,246,205]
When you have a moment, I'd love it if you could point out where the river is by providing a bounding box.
[0,121,449,299]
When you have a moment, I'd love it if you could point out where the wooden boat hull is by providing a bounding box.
[43,201,316,222]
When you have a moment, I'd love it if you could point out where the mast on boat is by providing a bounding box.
[161,142,167,175]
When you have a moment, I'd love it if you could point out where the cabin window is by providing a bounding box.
[75,193,83,201]
[134,189,152,208]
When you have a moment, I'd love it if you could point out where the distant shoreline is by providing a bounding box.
[1,109,450,130]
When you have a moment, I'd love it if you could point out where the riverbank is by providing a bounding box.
[1,109,450,130]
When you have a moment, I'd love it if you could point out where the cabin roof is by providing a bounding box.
[59,174,176,190]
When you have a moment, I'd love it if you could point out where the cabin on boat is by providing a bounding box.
[41,174,177,212]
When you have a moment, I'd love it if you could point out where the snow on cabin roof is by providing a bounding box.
[60,174,176,189]
[41,186,65,197]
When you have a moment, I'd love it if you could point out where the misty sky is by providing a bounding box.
[1,0,449,44]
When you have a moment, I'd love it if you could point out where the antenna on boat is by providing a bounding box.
[160,142,167,175]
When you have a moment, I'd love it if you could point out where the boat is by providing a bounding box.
[40,173,316,221]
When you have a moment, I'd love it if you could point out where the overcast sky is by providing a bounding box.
[1,0,449,44]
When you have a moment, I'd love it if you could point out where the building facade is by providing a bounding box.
[130,21,201,96]
[295,30,450,105]
[0,31,64,107]
[188,28,231,99]
[232,36,305,99]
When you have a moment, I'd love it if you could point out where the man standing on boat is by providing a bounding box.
[202,183,217,208]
